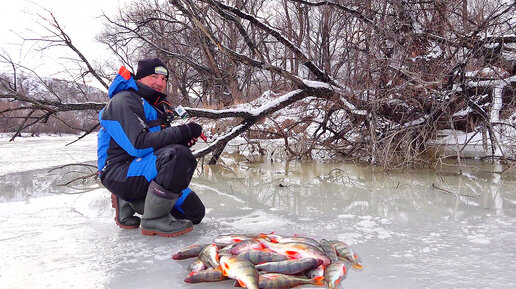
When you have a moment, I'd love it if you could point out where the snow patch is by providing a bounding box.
[356,219,378,228]
[218,210,292,231]
[467,234,491,244]
[73,188,113,218]
[337,214,356,219]
[354,218,393,240]
[191,183,245,203]
[336,232,363,245]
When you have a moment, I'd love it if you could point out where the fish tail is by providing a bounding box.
[352,262,364,271]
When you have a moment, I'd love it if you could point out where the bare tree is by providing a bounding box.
[0,7,114,140]
[1,0,515,169]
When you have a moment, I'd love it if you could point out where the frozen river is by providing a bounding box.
[1,135,515,288]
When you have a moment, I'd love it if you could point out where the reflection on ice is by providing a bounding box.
[0,163,100,202]
[196,158,516,222]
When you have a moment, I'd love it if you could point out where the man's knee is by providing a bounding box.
[157,144,197,170]
[175,145,197,169]
[172,190,205,224]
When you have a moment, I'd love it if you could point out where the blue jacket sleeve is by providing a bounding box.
[99,91,186,157]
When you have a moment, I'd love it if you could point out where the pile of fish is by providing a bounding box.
[172,233,362,289]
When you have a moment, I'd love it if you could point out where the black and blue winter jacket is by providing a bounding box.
[97,67,189,180]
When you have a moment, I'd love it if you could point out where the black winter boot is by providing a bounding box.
[111,194,141,229]
[141,181,193,237]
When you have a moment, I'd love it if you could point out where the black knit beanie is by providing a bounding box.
[134,58,169,80]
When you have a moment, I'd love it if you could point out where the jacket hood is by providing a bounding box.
[108,66,138,99]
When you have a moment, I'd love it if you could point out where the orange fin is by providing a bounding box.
[256,248,272,252]
[284,250,300,258]
[313,276,325,285]
[237,279,246,287]
[221,263,230,276]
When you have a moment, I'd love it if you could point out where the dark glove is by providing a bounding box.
[177,122,202,147]
[186,122,202,139]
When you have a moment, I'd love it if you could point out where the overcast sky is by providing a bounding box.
[0,0,129,86]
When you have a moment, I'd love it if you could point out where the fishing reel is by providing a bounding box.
[158,101,207,141]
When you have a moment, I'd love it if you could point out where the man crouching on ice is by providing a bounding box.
[97,58,205,237]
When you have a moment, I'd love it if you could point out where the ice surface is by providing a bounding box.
[1,135,516,289]
[0,134,97,176]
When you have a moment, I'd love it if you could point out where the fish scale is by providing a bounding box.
[306,264,325,279]
[255,258,322,275]
[319,239,339,262]
[198,244,219,268]
[324,260,347,289]
[220,255,260,289]
[330,240,363,270]
[172,244,210,260]
[237,250,288,264]
[259,273,325,289]
[229,239,264,255]
[258,239,331,266]
[186,259,206,273]
[184,268,227,283]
